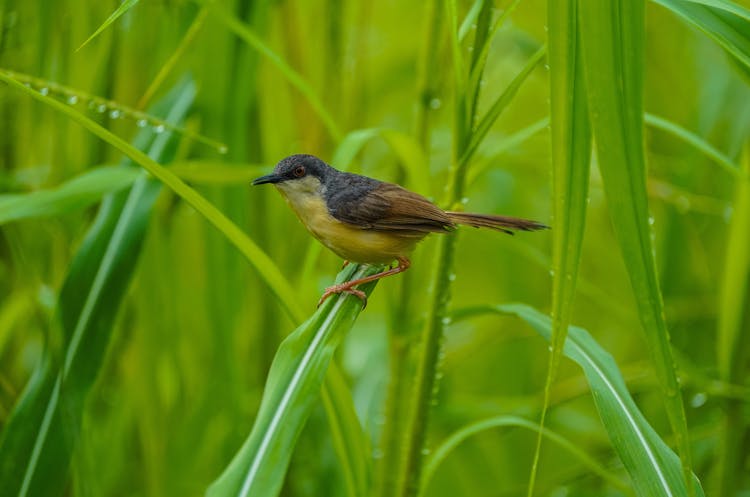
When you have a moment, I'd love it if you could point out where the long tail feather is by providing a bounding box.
[446,211,548,235]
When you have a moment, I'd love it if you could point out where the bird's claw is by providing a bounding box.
[317,284,367,309]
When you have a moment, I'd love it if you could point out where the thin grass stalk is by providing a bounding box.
[377,2,443,496]
[395,3,494,496]
[137,7,208,109]
[527,0,591,495]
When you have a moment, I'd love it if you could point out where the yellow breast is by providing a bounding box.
[275,178,422,264]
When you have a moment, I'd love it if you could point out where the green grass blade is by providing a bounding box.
[717,145,750,380]
[653,0,750,69]
[528,0,591,494]
[321,365,371,497]
[683,0,750,21]
[455,304,705,497]
[420,415,630,495]
[460,45,546,167]
[644,113,743,177]
[0,70,303,324]
[0,80,194,497]
[76,0,139,51]
[0,166,139,225]
[198,0,342,141]
[714,146,750,495]
[206,264,382,497]
[137,7,209,108]
[579,1,694,492]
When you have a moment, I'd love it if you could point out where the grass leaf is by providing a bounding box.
[460,45,546,167]
[76,0,139,51]
[0,70,303,323]
[653,0,750,69]
[528,0,592,494]
[421,415,629,495]
[579,0,694,492]
[206,264,382,497]
[645,113,742,177]
[321,365,371,497]
[0,166,139,225]
[0,79,194,497]
[714,146,750,495]
[454,304,705,497]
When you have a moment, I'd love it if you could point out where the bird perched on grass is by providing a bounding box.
[253,154,546,307]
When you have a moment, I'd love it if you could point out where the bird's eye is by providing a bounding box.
[293,166,306,178]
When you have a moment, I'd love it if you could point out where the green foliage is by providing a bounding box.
[208,264,381,497]
[0,79,195,497]
[1,1,749,497]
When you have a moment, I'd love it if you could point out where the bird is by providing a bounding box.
[252,154,547,307]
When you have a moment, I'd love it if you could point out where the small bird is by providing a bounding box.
[253,154,547,307]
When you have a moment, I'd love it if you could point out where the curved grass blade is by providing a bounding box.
[0,166,139,225]
[206,264,382,497]
[460,45,547,168]
[579,1,693,492]
[645,113,742,177]
[653,0,750,69]
[76,0,139,51]
[321,364,371,497]
[420,415,630,496]
[528,0,591,494]
[0,79,194,497]
[0,70,303,323]
[454,304,705,497]
[137,7,209,109]
[683,0,750,21]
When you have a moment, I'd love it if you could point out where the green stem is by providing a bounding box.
[396,235,456,497]
[377,2,443,496]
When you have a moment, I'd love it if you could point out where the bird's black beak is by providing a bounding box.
[252,173,283,185]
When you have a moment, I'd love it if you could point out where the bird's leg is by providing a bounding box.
[341,260,350,270]
[318,257,411,308]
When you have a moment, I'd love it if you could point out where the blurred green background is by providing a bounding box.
[1,0,749,496]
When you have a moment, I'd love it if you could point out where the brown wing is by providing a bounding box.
[330,182,455,236]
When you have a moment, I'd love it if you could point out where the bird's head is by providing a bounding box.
[252,154,334,196]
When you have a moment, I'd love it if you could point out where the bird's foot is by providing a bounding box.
[317,283,367,309]
[341,260,350,270]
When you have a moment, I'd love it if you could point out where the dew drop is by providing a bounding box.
[66,95,78,105]
[136,119,148,128]
[154,124,166,134]
[218,145,228,154]
[448,273,456,282]
[690,392,707,408]
[468,46,474,52]
[442,317,452,326]
[97,103,107,113]
[421,448,431,456]
[109,109,121,119]
[23,82,31,88]
[461,197,469,205]
[549,269,555,277]
[429,98,442,110]
[39,87,49,96]
[648,216,655,226]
